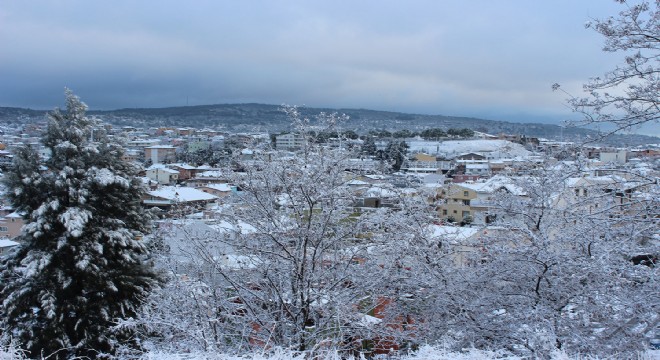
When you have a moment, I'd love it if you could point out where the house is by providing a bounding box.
[344,158,379,173]
[414,153,436,162]
[358,174,391,185]
[629,148,660,160]
[121,149,141,163]
[360,186,399,208]
[451,174,482,183]
[558,175,635,215]
[428,225,481,266]
[146,164,180,185]
[346,179,370,193]
[0,211,25,239]
[198,183,233,197]
[428,224,513,266]
[176,128,194,136]
[489,161,510,175]
[402,153,454,174]
[600,150,628,164]
[127,139,160,150]
[0,239,19,254]
[454,152,486,161]
[437,184,477,223]
[187,170,230,187]
[465,163,490,176]
[459,175,526,225]
[143,186,218,210]
[168,163,200,181]
[144,145,177,164]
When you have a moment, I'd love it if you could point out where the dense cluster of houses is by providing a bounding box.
[0,123,658,250]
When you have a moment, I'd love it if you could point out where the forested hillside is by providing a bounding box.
[1,103,657,146]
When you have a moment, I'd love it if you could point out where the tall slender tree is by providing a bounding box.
[0,90,161,359]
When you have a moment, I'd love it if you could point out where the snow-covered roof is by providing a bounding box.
[466,163,490,169]
[145,145,176,149]
[422,174,444,183]
[139,176,157,185]
[407,139,531,158]
[458,175,526,196]
[0,239,19,248]
[147,165,179,174]
[169,163,197,170]
[565,175,625,188]
[5,212,24,219]
[428,225,479,242]
[346,179,369,186]
[148,186,218,202]
[202,183,232,192]
[365,186,397,198]
[208,220,257,235]
[196,170,224,178]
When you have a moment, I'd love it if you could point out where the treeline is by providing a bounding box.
[368,127,474,139]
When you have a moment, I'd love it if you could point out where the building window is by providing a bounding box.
[453,210,457,214]
[463,191,469,197]
[575,189,580,197]
[462,199,470,206]
[442,209,447,216]
[0,226,7,232]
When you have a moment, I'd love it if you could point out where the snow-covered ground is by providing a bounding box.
[123,346,660,360]
[0,342,658,359]
[407,139,531,158]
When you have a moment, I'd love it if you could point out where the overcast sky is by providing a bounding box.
[1,1,648,131]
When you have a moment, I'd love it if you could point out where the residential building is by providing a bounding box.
[169,163,200,181]
[187,170,230,187]
[145,145,177,164]
[146,164,180,185]
[275,133,305,150]
[600,150,628,164]
[437,184,478,223]
[199,183,233,197]
[0,211,25,239]
[143,186,218,210]
[0,239,19,254]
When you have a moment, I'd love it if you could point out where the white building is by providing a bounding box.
[275,133,305,150]
[600,150,627,164]
[146,164,180,184]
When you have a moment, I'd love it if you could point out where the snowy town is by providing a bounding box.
[1,0,659,359]
[0,98,658,359]
[1,116,658,240]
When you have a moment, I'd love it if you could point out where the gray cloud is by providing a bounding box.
[1,0,646,131]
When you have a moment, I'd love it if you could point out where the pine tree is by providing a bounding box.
[0,90,161,359]
[360,136,377,156]
[386,140,409,171]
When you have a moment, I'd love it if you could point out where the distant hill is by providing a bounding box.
[1,103,657,146]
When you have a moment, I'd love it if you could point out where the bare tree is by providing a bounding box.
[433,163,659,357]
[132,108,433,356]
[554,0,659,135]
